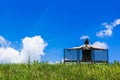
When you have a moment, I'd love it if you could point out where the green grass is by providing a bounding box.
[0,62,120,80]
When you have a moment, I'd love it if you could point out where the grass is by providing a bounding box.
[0,62,120,80]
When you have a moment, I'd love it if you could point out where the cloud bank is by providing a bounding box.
[96,19,120,37]
[80,35,89,40]
[92,41,108,49]
[0,35,47,63]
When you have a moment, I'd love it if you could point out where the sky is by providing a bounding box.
[0,0,120,63]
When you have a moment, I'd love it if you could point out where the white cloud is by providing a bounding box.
[55,61,60,64]
[0,47,21,63]
[48,61,54,64]
[20,36,47,63]
[80,35,89,40]
[112,19,120,26]
[48,61,61,64]
[0,36,11,47]
[0,35,47,63]
[92,41,108,49]
[96,19,120,37]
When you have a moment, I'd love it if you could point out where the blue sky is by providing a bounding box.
[0,0,120,63]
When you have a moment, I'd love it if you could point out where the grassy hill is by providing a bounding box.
[0,62,120,80]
